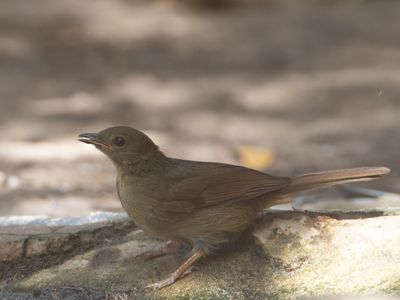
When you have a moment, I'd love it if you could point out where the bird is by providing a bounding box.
[78,126,390,289]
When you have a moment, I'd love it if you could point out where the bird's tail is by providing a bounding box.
[282,167,390,195]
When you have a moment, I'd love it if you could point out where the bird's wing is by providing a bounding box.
[162,164,290,213]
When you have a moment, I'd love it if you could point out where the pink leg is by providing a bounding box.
[146,251,204,290]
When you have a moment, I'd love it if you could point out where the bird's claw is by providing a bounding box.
[146,266,199,290]
[146,277,175,290]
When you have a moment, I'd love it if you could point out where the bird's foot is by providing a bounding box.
[146,251,204,290]
[146,277,175,290]
[146,266,199,290]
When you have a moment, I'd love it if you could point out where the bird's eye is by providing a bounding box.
[114,136,125,147]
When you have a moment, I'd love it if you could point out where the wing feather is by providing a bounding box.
[162,164,290,213]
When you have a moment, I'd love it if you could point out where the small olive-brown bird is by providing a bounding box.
[79,126,390,289]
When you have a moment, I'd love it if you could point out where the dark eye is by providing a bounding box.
[114,136,125,147]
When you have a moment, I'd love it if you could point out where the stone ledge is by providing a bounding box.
[0,213,132,262]
[2,209,400,299]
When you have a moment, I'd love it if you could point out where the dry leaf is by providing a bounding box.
[237,146,275,171]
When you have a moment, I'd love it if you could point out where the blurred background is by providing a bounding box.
[0,0,399,217]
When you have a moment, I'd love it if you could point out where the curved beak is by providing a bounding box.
[78,133,110,149]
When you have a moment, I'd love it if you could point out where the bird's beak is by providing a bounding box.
[78,133,110,149]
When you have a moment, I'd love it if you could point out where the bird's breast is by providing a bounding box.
[117,175,173,238]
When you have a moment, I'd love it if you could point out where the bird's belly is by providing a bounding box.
[171,203,259,253]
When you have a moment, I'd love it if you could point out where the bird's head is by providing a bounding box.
[78,126,161,170]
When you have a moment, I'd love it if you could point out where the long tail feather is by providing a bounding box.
[284,167,390,195]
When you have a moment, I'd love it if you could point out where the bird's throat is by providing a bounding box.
[116,151,167,177]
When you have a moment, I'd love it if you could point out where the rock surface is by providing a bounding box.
[1,210,400,299]
[0,213,130,262]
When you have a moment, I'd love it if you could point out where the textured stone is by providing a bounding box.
[253,211,400,297]
[0,234,27,261]
[54,222,110,234]
[0,218,133,261]
[2,211,400,299]
[2,210,399,299]
[25,233,72,257]
[0,225,53,235]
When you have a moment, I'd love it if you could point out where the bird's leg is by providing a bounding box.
[139,240,186,261]
[146,250,204,290]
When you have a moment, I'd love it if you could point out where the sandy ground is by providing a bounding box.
[0,0,399,217]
